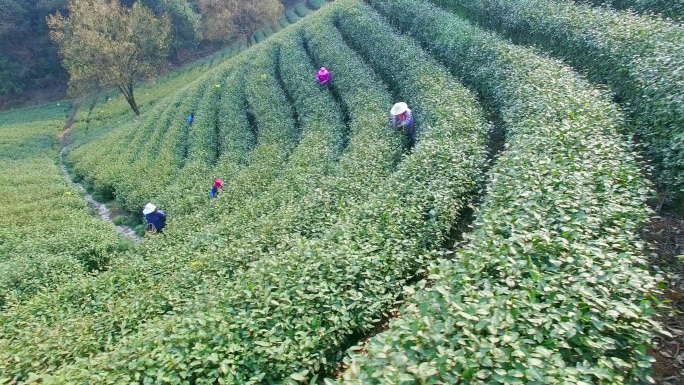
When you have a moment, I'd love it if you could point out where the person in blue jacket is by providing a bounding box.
[143,203,166,233]
[187,113,194,126]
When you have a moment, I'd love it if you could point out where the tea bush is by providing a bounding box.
[286,9,301,23]
[0,1,490,381]
[0,0,671,381]
[295,3,312,17]
[440,0,684,204]
[575,0,683,20]
[309,0,327,9]
[0,110,127,310]
[340,0,659,382]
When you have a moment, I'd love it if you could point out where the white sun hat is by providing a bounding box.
[143,203,156,215]
[390,102,408,116]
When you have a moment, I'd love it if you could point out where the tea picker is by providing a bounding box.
[316,67,330,86]
[391,102,415,147]
[143,203,167,233]
[210,178,225,199]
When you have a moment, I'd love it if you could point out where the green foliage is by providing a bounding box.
[286,8,302,23]
[295,3,312,17]
[0,1,488,380]
[195,0,283,42]
[0,0,671,382]
[254,30,266,42]
[0,102,71,126]
[340,0,659,382]
[48,0,172,115]
[280,14,292,27]
[139,0,203,48]
[574,0,683,20]
[308,0,327,10]
[0,107,126,310]
[0,0,66,96]
[441,0,684,204]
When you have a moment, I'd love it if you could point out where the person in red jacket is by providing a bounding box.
[210,178,225,199]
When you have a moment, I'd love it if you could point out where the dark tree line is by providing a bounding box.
[1,0,285,100]
[0,0,68,96]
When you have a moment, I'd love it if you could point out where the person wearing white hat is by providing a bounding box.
[391,102,415,147]
[143,203,167,233]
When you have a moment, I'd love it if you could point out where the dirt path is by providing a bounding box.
[59,107,142,242]
[643,207,684,384]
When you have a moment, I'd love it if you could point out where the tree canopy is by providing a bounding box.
[48,0,172,115]
[196,0,283,42]
[0,0,67,96]
[1,0,288,101]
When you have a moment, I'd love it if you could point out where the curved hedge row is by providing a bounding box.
[165,43,300,230]
[160,28,350,268]
[0,46,305,380]
[575,0,683,20]
[296,3,312,17]
[286,9,301,23]
[13,2,489,381]
[69,57,251,220]
[0,116,127,310]
[172,17,407,276]
[67,80,196,212]
[111,81,205,213]
[340,0,660,382]
[184,72,224,166]
[309,0,327,9]
[440,0,684,207]
[0,15,399,380]
[214,71,257,174]
[150,77,224,216]
[42,41,249,219]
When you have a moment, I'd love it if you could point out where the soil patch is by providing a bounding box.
[643,204,684,384]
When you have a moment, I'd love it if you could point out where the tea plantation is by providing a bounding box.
[0,0,682,383]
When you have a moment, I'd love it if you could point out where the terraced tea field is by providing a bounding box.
[1,0,682,383]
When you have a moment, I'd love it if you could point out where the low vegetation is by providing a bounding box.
[340,0,659,382]
[443,0,684,208]
[1,0,681,382]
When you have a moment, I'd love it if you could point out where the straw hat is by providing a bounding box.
[143,203,156,215]
[391,102,408,116]
[318,67,328,76]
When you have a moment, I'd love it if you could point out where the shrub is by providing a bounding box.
[440,0,684,204]
[286,9,301,23]
[309,0,327,9]
[574,0,683,20]
[0,114,125,310]
[340,0,659,382]
[295,3,312,17]
[1,2,489,381]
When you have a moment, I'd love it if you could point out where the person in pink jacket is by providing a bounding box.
[316,67,330,86]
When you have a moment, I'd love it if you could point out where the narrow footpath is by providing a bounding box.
[59,107,142,242]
